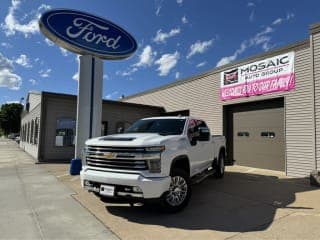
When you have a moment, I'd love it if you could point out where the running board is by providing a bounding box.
[191,167,215,184]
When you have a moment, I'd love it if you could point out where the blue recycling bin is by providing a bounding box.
[70,158,82,175]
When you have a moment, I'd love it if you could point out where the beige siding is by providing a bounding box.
[313,32,320,171]
[20,103,41,159]
[28,92,41,111]
[125,46,314,177]
[286,48,314,177]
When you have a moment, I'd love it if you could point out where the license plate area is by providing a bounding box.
[100,184,115,197]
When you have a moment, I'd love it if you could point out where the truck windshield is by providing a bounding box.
[125,119,186,136]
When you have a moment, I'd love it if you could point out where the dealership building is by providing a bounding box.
[20,23,320,177]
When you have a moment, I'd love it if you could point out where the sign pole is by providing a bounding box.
[74,55,103,159]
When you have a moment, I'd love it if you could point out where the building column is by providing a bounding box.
[75,55,103,159]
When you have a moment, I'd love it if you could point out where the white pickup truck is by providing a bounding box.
[81,116,226,212]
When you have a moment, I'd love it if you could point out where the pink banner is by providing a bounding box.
[220,73,295,100]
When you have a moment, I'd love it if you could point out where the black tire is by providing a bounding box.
[214,152,225,178]
[160,169,191,213]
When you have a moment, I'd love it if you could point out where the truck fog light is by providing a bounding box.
[148,159,161,173]
[84,180,91,186]
[133,186,142,193]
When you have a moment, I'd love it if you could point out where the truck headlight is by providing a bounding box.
[145,146,164,173]
[147,158,161,173]
[145,145,165,152]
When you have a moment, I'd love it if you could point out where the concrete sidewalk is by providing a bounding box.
[0,138,119,240]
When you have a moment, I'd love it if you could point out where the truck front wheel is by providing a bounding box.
[160,169,191,213]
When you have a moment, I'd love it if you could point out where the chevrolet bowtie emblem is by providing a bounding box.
[104,152,115,158]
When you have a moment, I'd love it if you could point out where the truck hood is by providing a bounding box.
[85,133,179,147]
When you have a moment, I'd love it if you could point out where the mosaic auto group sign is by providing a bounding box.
[220,52,295,101]
[39,9,137,60]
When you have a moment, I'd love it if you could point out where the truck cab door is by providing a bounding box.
[187,119,213,176]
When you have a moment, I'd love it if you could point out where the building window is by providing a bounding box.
[30,119,34,144]
[20,125,24,142]
[34,118,39,144]
[24,124,27,142]
[27,122,30,143]
[55,118,76,147]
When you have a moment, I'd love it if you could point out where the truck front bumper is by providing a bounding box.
[80,168,171,199]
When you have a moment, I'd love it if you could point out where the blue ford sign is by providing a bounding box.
[39,9,137,60]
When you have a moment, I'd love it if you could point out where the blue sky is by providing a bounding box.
[0,0,320,105]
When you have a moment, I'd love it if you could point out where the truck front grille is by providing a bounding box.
[86,145,148,171]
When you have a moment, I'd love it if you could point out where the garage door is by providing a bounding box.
[226,99,285,171]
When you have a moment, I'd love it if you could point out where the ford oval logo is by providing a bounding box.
[39,9,137,60]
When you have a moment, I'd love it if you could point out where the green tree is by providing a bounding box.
[0,103,23,135]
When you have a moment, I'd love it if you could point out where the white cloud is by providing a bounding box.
[0,53,22,90]
[133,45,156,67]
[186,39,213,59]
[247,2,255,22]
[1,42,12,48]
[59,47,69,57]
[117,67,138,77]
[272,18,282,25]
[29,78,36,85]
[216,26,274,67]
[155,51,180,76]
[177,0,183,4]
[45,38,54,46]
[72,72,78,81]
[38,4,51,12]
[182,16,188,24]
[103,74,109,80]
[153,28,181,44]
[15,54,32,68]
[286,12,295,20]
[155,0,164,16]
[2,1,51,38]
[6,100,20,104]
[272,12,294,26]
[72,56,80,81]
[249,10,255,22]
[39,68,51,78]
[175,72,180,79]
[196,61,207,68]
[105,91,119,99]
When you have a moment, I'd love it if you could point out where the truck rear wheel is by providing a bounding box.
[214,152,225,178]
[160,169,191,213]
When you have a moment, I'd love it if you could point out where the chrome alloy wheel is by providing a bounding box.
[166,176,188,206]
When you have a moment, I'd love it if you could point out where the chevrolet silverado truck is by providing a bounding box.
[81,116,226,212]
